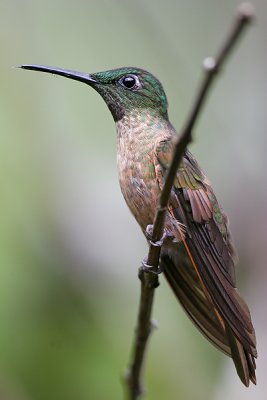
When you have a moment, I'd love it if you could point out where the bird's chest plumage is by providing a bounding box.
[116,116,162,232]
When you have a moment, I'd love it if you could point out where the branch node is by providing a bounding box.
[124,369,144,399]
[150,319,159,331]
[237,2,255,21]
[203,57,218,73]
[139,262,161,288]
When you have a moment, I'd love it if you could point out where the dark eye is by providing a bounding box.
[119,74,141,90]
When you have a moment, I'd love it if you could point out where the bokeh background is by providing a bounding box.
[0,0,266,399]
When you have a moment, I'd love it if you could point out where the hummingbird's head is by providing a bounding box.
[20,65,168,122]
[90,67,168,121]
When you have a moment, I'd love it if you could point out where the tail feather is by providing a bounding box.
[161,251,257,386]
[225,324,250,386]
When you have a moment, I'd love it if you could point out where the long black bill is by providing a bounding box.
[19,64,98,85]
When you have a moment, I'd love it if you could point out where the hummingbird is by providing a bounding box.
[20,64,257,386]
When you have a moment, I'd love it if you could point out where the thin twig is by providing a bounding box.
[125,3,254,399]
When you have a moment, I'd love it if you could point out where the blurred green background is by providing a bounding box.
[0,0,266,399]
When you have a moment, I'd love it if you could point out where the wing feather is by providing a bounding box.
[155,139,257,385]
[161,252,232,356]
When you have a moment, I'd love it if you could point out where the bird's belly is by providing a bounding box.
[119,174,159,232]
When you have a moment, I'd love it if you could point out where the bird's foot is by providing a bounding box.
[145,224,168,248]
[139,259,163,275]
[138,259,163,289]
[138,259,162,288]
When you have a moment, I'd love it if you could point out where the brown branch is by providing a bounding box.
[125,3,254,400]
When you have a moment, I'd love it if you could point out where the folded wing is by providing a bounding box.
[155,139,257,386]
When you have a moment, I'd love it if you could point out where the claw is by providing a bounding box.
[138,259,162,288]
[139,259,163,275]
[145,225,169,247]
[145,224,154,239]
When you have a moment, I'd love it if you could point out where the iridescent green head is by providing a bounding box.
[90,67,168,121]
[20,65,169,121]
